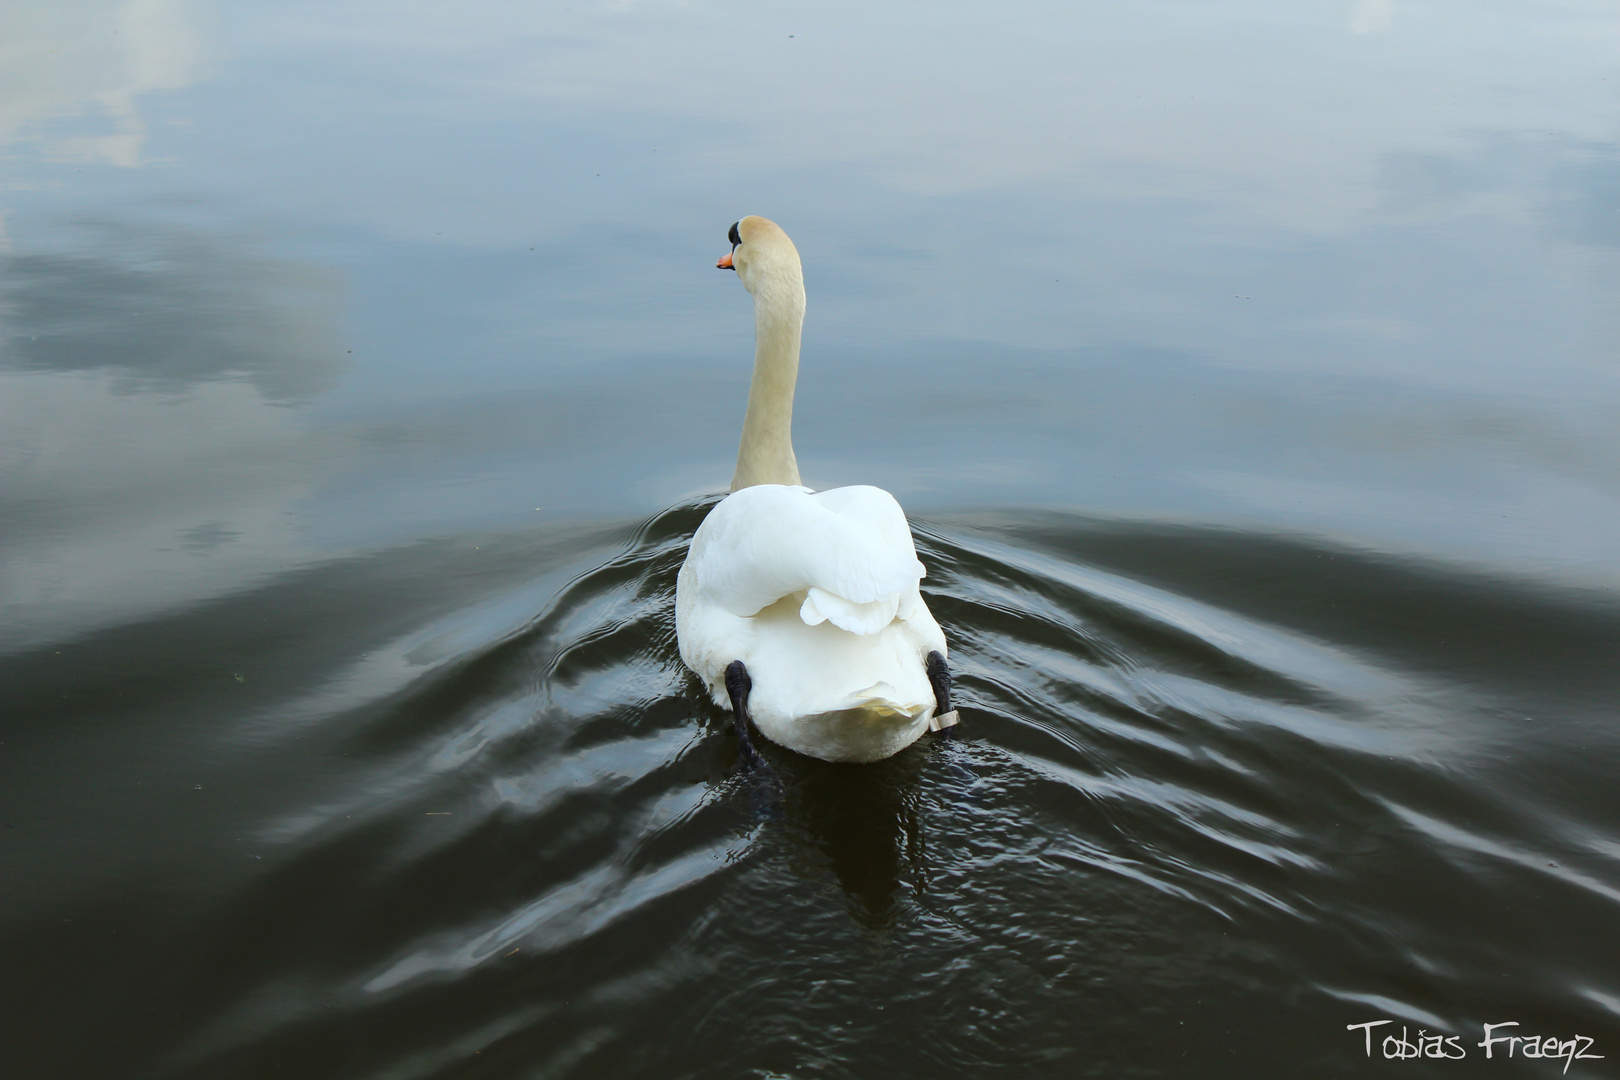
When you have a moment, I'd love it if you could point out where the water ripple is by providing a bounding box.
[14,502,1607,1078]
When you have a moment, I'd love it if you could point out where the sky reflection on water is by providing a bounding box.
[2,0,1617,629]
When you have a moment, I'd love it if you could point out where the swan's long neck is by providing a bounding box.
[731,268,805,491]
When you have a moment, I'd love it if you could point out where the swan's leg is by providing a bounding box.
[926,650,959,740]
[723,661,781,819]
[724,660,763,766]
[926,650,952,711]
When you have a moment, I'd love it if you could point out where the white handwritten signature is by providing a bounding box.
[1348,1021,1603,1074]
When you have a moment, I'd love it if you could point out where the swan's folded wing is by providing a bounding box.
[799,587,900,635]
[688,485,925,625]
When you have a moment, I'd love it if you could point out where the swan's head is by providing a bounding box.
[716,215,802,298]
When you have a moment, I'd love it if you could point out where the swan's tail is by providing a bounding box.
[767,682,938,762]
[837,681,930,723]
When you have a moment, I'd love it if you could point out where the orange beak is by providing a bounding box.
[716,251,734,270]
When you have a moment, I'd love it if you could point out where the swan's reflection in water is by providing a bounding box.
[766,738,938,930]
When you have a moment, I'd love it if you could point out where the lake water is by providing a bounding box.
[3,2,1618,1076]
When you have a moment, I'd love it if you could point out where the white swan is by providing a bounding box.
[675,216,956,764]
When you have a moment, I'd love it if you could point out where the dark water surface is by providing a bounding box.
[3,2,1618,1077]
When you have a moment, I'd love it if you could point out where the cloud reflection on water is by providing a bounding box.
[1,222,345,401]
[0,0,1615,649]
[0,222,350,648]
[0,0,211,167]
[0,371,347,648]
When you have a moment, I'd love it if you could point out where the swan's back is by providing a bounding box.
[676,484,947,761]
